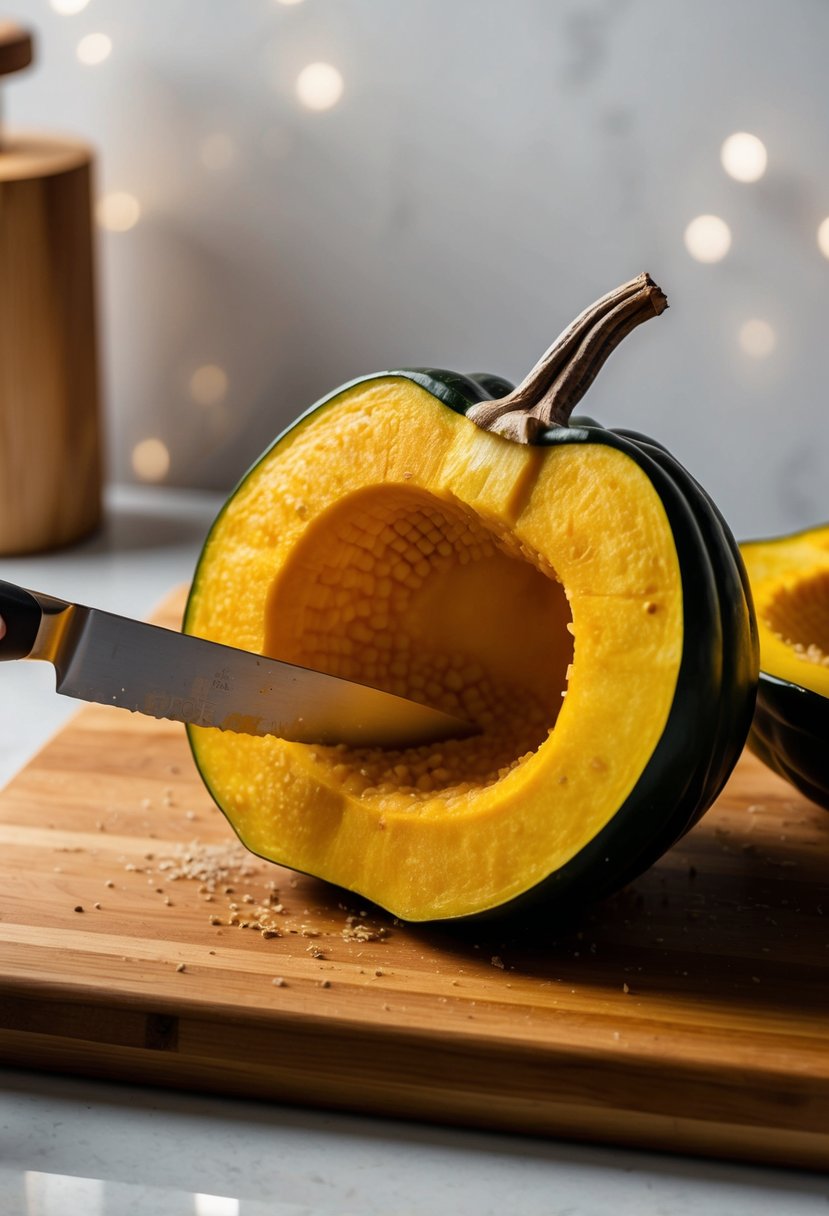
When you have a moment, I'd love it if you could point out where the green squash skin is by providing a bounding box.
[615,431,758,804]
[749,674,829,811]
[186,369,756,922]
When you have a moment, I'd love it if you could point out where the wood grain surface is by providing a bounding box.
[1,589,827,1169]
[0,132,101,555]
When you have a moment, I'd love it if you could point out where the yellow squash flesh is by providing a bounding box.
[740,524,829,698]
[186,377,683,921]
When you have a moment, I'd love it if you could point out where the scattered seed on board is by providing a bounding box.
[176,963,186,973]
[73,905,84,913]
[272,977,287,987]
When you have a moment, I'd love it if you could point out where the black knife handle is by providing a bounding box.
[0,581,43,660]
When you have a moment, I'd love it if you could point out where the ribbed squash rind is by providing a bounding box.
[750,674,829,810]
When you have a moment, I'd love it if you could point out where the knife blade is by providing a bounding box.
[0,580,475,748]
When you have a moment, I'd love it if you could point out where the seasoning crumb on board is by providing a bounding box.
[342,915,389,943]
[272,977,287,987]
[73,905,84,913]
[129,840,289,938]
[176,963,186,973]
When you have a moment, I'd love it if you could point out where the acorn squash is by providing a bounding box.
[740,525,829,809]
[184,274,758,921]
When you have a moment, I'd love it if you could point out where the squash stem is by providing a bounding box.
[468,273,668,444]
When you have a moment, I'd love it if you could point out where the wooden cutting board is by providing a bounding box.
[1,589,827,1171]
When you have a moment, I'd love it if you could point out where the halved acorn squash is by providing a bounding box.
[740,525,829,809]
[184,275,758,921]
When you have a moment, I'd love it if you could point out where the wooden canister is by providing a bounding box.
[0,23,102,554]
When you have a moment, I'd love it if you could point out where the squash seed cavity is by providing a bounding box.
[264,484,573,806]
[763,569,829,669]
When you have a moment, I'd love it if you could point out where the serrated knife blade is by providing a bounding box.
[0,581,474,748]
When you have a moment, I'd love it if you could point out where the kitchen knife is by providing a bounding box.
[0,581,475,748]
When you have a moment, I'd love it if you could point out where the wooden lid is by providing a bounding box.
[0,22,33,76]
[0,131,92,180]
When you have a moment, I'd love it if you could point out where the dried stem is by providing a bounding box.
[468,273,668,444]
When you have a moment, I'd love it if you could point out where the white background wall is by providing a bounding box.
[9,0,829,539]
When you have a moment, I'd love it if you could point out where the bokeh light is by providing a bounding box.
[720,132,767,183]
[132,438,170,482]
[817,217,829,259]
[189,365,229,406]
[50,0,91,14]
[96,192,141,232]
[296,62,344,111]
[738,319,777,359]
[194,1196,240,1216]
[76,33,112,65]
[684,214,732,263]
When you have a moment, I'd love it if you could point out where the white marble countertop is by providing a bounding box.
[0,486,827,1216]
